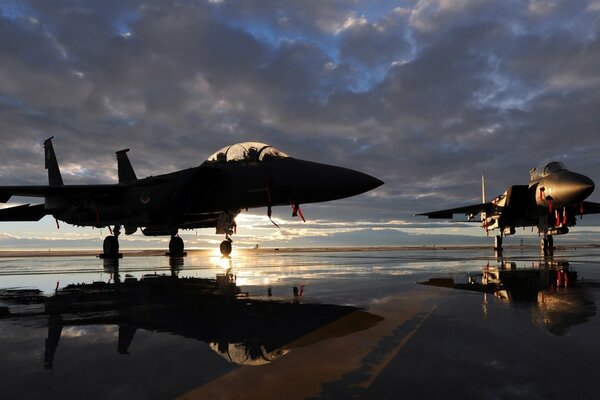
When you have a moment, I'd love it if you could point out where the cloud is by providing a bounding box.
[1,1,600,247]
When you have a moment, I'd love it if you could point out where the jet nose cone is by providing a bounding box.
[556,172,595,205]
[357,172,384,193]
[283,160,383,204]
[579,175,595,199]
[322,167,383,199]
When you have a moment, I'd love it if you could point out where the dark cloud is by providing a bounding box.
[1,0,600,245]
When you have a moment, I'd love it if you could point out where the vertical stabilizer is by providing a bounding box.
[44,137,63,186]
[116,149,137,183]
[481,173,486,203]
[481,173,487,222]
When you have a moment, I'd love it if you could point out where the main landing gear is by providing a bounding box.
[541,235,554,254]
[100,226,187,258]
[493,235,504,258]
[494,235,503,250]
[167,235,186,257]
[101,226,122,259]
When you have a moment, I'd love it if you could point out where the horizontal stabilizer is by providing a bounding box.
[0,204,48,221]
[0,184,126,203]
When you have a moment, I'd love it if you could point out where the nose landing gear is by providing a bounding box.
[220,237,233,256]
[216,212,237,256]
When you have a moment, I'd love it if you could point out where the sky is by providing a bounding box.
[1,0,600,249]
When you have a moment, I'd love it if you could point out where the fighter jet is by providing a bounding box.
[418,162,600,251]
[0,138,383,256]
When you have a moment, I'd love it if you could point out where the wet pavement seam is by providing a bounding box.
[310,305,437,400]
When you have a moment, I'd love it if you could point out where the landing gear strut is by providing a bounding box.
[101,225,122,259]
[216,212,237,256]
[494,235,503,250]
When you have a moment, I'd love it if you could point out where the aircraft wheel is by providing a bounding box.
[103,235,119,258]
[220,240,232,256]
[169,236,184,255]
[541,237,554,252]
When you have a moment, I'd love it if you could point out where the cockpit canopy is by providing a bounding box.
[206,142,289,163]
[529,161,567,179]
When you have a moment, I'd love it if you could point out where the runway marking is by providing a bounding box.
[359,305,438,389]
[313,303,439,399]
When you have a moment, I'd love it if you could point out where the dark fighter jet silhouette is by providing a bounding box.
[418,162,600,252]
[0,138,383,256]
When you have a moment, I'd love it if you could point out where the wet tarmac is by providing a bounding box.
[2,246,600,399]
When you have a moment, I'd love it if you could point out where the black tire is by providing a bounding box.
[494,235,503,249]
[169,236,184,255]
[103,236,119,257]
[220,240,232,256]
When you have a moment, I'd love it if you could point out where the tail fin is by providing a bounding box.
[481,173,486,221]
[481,173,486,203]
[44,137,63,186]
[116,149,137,183]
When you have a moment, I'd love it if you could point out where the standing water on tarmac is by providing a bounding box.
[1,247,600,399]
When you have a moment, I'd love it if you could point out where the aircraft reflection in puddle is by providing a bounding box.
[0,257,382,369]
[420,259,599,335]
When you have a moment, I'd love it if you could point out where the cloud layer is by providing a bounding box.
[1,0,600,247]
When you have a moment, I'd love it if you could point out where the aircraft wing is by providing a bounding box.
[416,203,494,219]
[582,201,600,215]
[0,184,124,203]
